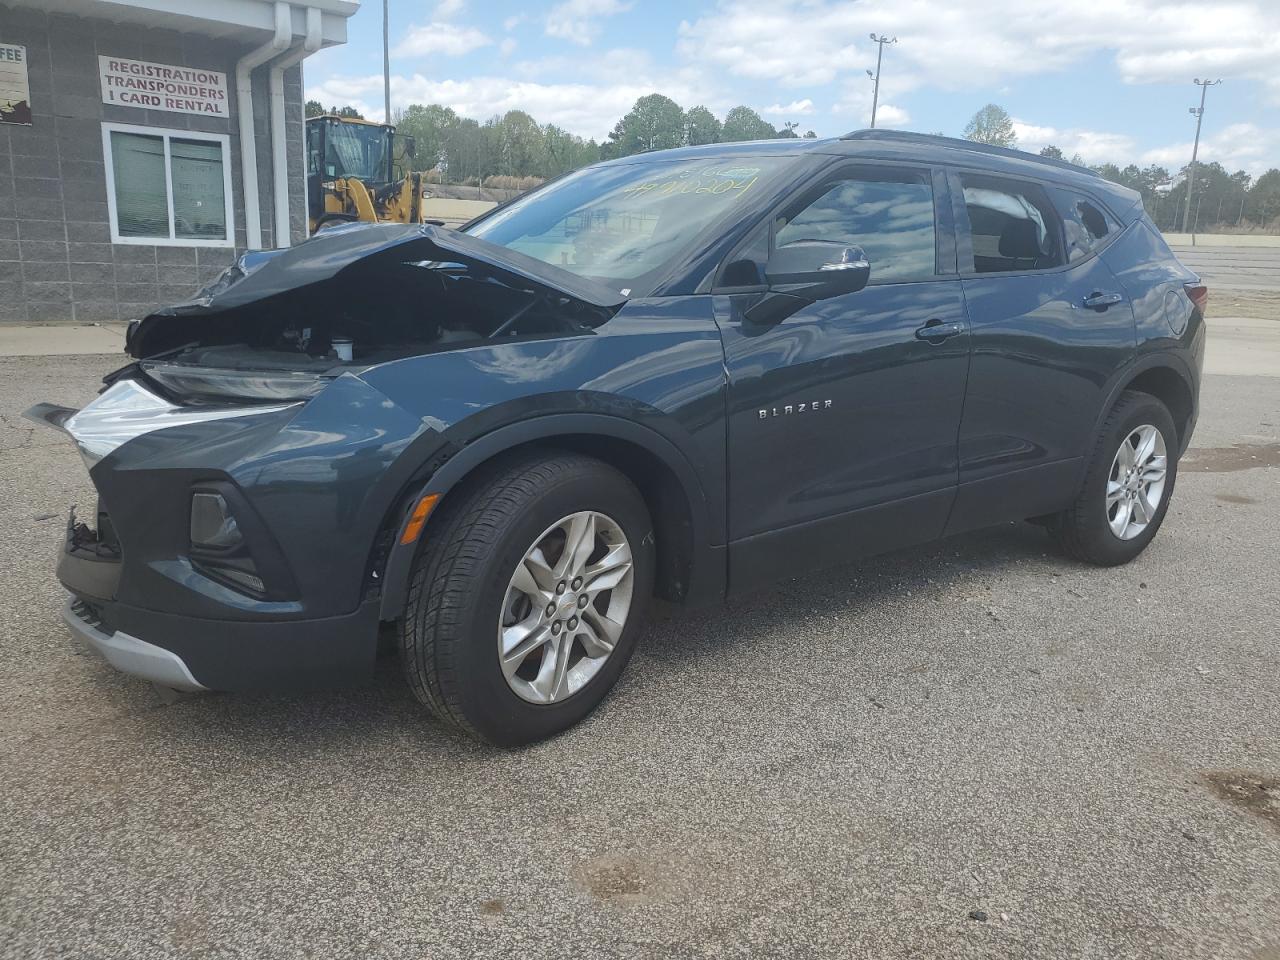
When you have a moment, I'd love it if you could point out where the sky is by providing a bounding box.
[304,0,1280,178]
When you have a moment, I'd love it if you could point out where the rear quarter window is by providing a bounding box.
[1054,191,1121,262]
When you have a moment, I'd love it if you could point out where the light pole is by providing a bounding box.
[1180,78,1220,244]
[867,33,897,129]
[382,0,391,124]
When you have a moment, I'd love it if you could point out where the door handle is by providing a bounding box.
[1083,291,1124,310]
[914,319,964,343]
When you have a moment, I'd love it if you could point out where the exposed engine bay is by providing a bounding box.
[122,223,625,403]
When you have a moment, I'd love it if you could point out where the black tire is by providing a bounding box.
[1048,390,1179,566]
[399,451,654,747]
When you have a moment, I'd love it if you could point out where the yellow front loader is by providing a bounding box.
[305,114,427,232]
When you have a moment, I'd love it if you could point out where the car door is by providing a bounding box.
[945,171,1137,535]
[714,163,971,592]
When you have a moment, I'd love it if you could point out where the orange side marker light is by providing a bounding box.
[400,493,441,545]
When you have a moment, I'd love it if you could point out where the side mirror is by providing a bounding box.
[766,241,870,298]
[743,242,870,327]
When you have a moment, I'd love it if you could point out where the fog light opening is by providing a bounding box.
[190,492,242,550]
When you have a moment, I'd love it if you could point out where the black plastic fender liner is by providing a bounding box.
[376,413,725,621]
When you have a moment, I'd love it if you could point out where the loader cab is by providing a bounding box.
[306,115,416,229]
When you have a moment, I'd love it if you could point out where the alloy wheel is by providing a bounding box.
[497,511,634,704]
[1106,423,1168,540]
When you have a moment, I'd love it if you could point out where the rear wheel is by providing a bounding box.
[399,451,654,746]
[1048,390,1178,566]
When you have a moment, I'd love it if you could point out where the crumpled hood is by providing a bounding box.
[128,222,627,358]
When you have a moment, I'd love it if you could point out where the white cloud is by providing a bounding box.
[391,22,491,59]
[869,104,911,128]
[677,0,1280,100]
[1011,121,1138,165]
[1141,122,1280,177]
[307,0,1279,170]
[831,79,911,129]
[545,0,632,46]
[999,119,1278,178]
[763,99,815,117]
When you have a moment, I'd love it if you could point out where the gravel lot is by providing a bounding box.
[1,353,1278,960]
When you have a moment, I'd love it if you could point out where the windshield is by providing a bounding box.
[465,157,789,295]
[322,121,388,184]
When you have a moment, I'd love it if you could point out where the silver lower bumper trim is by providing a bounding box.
[61,598,206,692]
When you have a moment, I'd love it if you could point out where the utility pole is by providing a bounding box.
[867,34,897,129]
[382,0,391,124]
[1180,78,1220,245]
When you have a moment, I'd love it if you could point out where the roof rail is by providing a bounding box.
[839,129,1102,179]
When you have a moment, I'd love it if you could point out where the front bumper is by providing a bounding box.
[63,597,206,691]
[29,373,425,693]
[61,590,382,693]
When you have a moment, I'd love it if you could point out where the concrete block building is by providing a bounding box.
[0,0,356,324]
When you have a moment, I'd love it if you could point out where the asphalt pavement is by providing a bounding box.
[2,344,1279,959]
[1169,243,1280,293]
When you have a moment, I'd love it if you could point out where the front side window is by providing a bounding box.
[775,170,936,283]
[104,125,232,246]
[466,156,790,295]
[960,175,1062,273]
[1058,194,1117,262]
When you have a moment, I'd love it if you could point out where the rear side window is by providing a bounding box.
[1058,193,1119,262]
[775,170,936,283]
[959,175,1063,273]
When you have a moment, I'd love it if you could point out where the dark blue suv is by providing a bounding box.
[29,130,1205,745]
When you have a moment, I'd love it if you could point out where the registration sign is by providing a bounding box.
[0,43,31,125]
[99,56,229,118]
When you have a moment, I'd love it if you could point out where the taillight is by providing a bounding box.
[1185,282,1208,315]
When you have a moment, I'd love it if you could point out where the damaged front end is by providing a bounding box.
[23,222,628,693]
[121,221,626,404]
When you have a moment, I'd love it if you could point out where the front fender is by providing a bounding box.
[376,412,717,620]
[360,296,729,619]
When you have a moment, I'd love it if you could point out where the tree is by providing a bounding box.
[1159,161,1249,231]
[1039,144,1064,160]
[683,105,722,146]
[542,124,599,177]
[803,130,817,139]
[720,105,777,143]
[1249,169,1280,228]
[964,104,1016,147]
[449,117,485,184]
[493,110,544,176]
[306,102,364,119]
[605,94,685,158]
[395,103,460,172]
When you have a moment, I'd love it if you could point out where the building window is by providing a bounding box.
[102,122,234,246]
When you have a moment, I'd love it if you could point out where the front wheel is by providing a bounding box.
[1048,390,1179,566]
[399,452,654,746]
